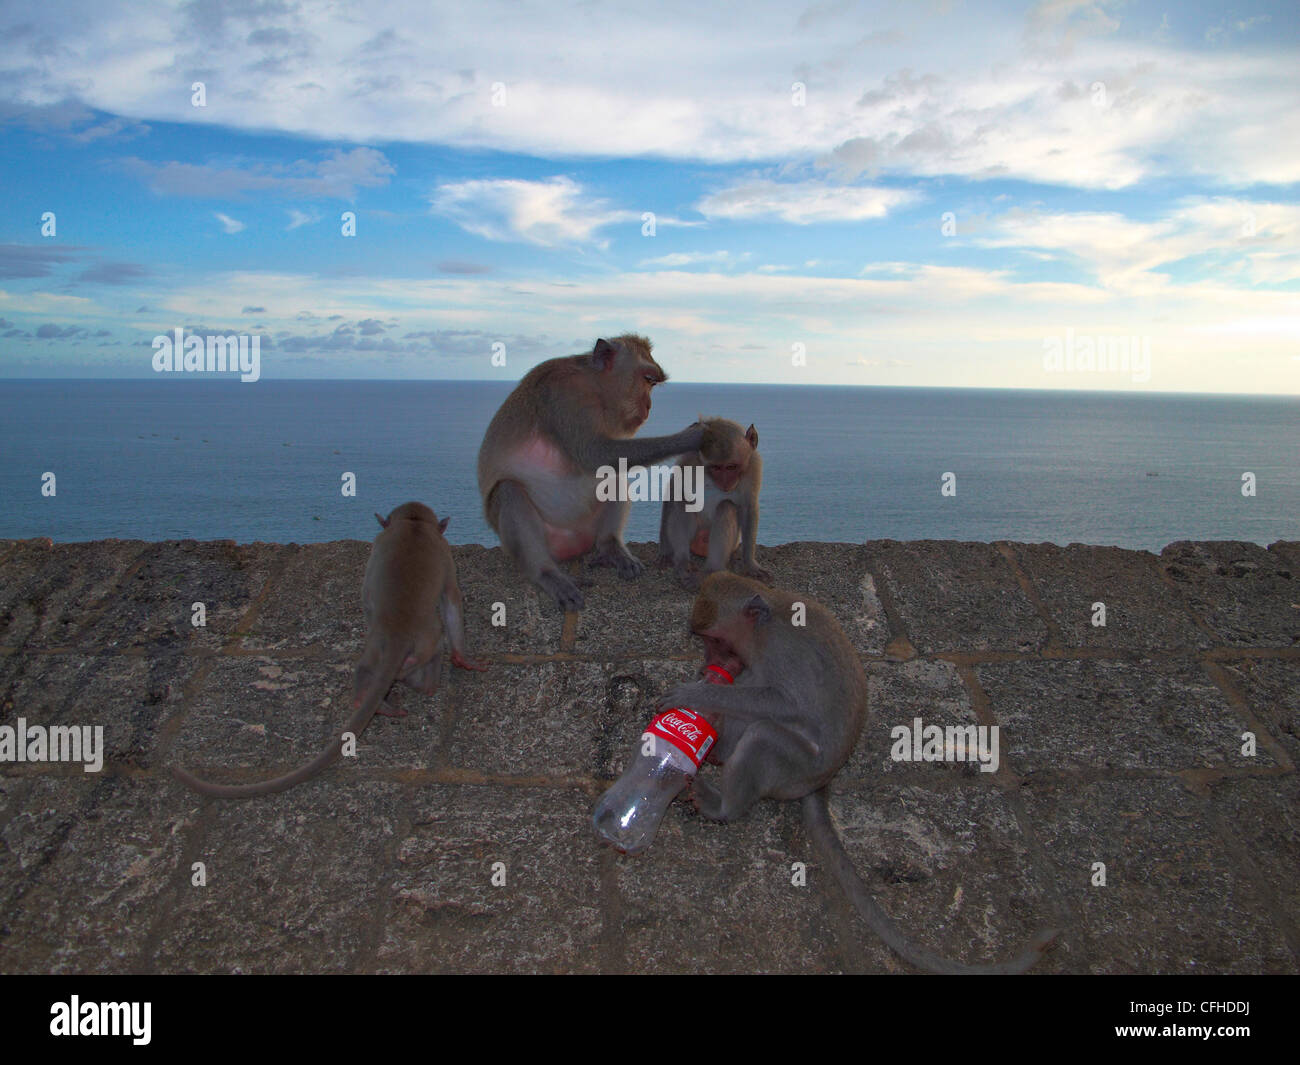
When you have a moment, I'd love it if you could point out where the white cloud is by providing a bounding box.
[638,251,750,268]
[2,2,1296,188]
[430,177,635,246]
[974,198,1300,289]
[11,259,1298,391]
[286,209,320,230]
[698,181,915,224]
[214,212,245,234]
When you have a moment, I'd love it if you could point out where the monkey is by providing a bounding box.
[655,572,1058,974]
[173,502,486,798]
[477,334,707,612]
[657,417,770,590]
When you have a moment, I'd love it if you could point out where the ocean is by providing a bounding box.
[0,380,1296,552]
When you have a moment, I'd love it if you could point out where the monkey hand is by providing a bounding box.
[591,540,645,580]
[691,421,713,452]
[658,680,715,714]
[689,778,726,821]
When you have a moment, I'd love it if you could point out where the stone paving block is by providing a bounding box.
[445,658,696,779]
[977,659,1271,773]
[571,543,704,659]
[1160,541,1299,647]
[1215,658,1300,768]
[609,798,854,973]
[826,780,1056,972]
[167,655,477,776]
[79,540,284,652]
[864,540,1047,653]
[1022,777,1294,973]
[4,652,195,768]
[1267,540,1300,572]
[0,540,146,649]
[451,543,569,657]
[759,542,888,655]
[1010,542,1210,650]
[1,776,188,973]
[155,780,405,973]
[0,775,86,925]
[238,540,369,651]
[847,659,985,783]
[377,784,601,973]
[1206,774,1300,953]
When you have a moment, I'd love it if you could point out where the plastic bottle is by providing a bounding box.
[593,665,734,855]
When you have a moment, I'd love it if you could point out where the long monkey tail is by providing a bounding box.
[801,788,1057,974]
[172,640,409,799]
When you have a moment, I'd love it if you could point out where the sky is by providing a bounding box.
[0,0,1297,393]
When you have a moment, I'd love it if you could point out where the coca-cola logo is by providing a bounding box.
[660,711,703,742]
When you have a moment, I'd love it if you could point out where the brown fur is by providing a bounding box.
[658,573,1057,974]
[173,502,486,798]
[477,335,705,611]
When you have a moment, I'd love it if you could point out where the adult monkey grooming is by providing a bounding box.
[173,502,486,798]
[658,573,1057,974]
[477,334,706,611]
[658,417,770,590]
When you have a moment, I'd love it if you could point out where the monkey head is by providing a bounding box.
[376,501,449,535]
[590,334,667,436]
[698,418,758,492]
[688,572,779,678]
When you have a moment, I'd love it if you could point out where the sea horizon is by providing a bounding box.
[3,379,1295,552]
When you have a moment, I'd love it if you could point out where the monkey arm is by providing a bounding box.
[733,500,771,580]
[658,681,823,757]
[740,499,760,566]
[572,424,705,472]
[657,494,674,562]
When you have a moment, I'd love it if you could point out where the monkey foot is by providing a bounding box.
[591,545,644,579]
[538,571,585,612]
[736,563,773,583]
[376,700,408,718]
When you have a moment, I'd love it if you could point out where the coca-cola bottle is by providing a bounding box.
[593,665,734,855]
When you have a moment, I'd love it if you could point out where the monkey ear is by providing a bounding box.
[746,424,759,450]
[438,517,451,534]
[592,338,616,370]
[742,593,772,625]
[375,512,389,528]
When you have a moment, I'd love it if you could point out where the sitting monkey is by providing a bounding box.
[658,573,1057,974]
[477,335,704,611]
[658,417,770,589]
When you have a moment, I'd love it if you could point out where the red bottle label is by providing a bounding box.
[648,707,718,768]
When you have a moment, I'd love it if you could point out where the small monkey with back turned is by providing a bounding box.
[658,417,769,589]
[173,502,486,798]
[477,334,706,611]
[658,572,1057,974]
